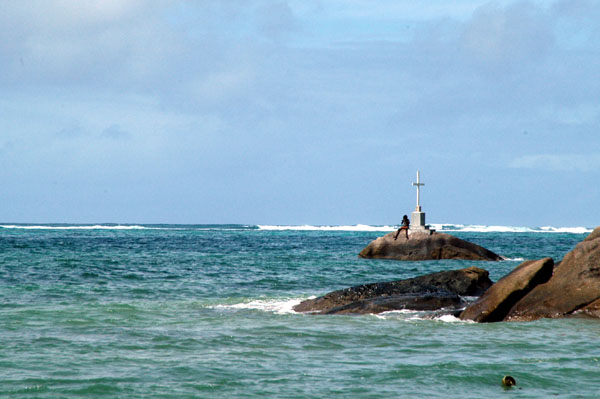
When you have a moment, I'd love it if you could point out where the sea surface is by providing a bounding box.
[1,224,598,398]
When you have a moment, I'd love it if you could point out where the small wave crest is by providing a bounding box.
[433,314,467,323]
[375,309,471,323]
[210,297,311,315]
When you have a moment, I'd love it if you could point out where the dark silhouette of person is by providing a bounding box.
[394,215,410,240]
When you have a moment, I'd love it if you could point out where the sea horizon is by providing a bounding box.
[0,222,593,234]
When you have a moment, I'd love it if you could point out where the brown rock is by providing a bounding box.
[574,298,600,318]
[505,227,600,321]
[358,231,502,261]
[293,266,492,314]
[459,257,554,322]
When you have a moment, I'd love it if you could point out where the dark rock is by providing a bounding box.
[358,231,502,261]
[504,227,600,321]
[293,266,492,314]
[459,258,554,322]
[323,292,464,315]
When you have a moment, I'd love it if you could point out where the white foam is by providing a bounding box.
[1,223,591,234]
[211,297,310,315]
[538,226,592,234]
[434,314,467,323]
[374,309,477,323]
[373,309,417,319]
[257,224,396,232]
[381,312,470,323]
[431,224,592,234]
[256,224,592,233]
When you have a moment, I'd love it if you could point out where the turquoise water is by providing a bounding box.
[1,225,598,398]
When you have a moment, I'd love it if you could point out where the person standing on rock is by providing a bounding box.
[394,215,410,240]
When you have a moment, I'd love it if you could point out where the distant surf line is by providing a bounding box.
[0,224,592,234]
[257,224,592,234]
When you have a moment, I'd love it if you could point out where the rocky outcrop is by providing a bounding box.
[459,258,554,322]
[504,227,600,321]
[358,231,502,261]
[295,226,600,321]
[293,267,492,315]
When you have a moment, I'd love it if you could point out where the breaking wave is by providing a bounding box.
[257,224,592,234]
[212,299,472,323]
[374,309,472,323]
[0,223,592,234]
[430,224,592,234]
[209,298,309,315]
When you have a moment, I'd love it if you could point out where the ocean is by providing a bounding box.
[1,224,598,398]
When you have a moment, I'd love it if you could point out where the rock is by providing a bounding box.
[504,227,600,321]
[459,258,554,322]
[293,266,492,315]
[574,298,600,318]
[358,231,503,261]
[323,292,463,315]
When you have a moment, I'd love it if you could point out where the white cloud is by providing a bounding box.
[460,1,554,68]
[509,154,600,171]
[541,104,600,125]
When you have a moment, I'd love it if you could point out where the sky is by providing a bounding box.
[1,0,599,227]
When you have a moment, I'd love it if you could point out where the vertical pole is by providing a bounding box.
[416,170,420,209]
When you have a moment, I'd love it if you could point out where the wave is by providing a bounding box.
[258,224,593,234]
[0,223,592,234]
[209,297,309,315]
[430,224,592,234]
[257,224,396,232]
[214,298,471,323]
[372,309,472,323]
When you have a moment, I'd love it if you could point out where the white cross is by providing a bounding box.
[412,170,424,211]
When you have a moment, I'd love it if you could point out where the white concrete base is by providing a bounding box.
[411,211,425,227]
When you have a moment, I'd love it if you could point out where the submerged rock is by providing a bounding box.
[459,257,554,322]
[504,227,600,321]
[293,266,492,315]
[358,231,502,261]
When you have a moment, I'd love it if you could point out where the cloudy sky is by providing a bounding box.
[1,0,599,226]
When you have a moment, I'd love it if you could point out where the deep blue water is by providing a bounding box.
[1,225,598,398]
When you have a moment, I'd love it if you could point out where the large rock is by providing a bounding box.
[459,258,554,322]
[293,266,492,315]
[358,231,503,261]
[504,227,600,321]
